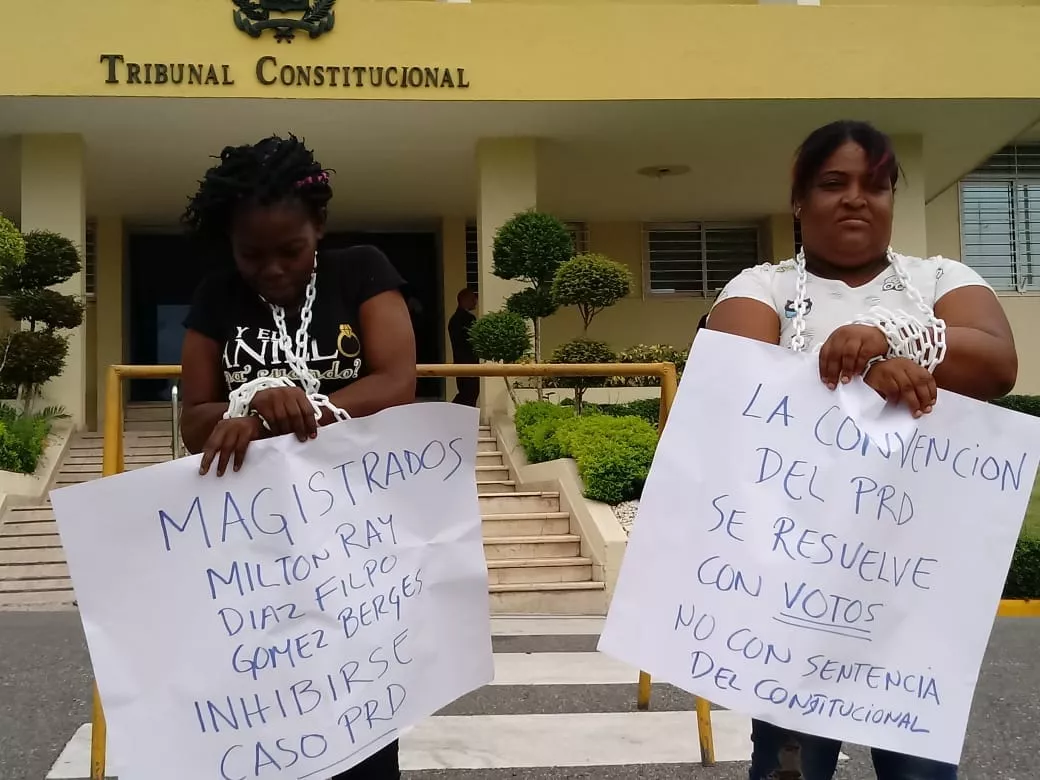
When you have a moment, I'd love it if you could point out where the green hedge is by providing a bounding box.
[0,405,51,474]
[515,401,657,504]
[1005,537,1040,599]
[997,396,1040,597]
[560,397,660,426]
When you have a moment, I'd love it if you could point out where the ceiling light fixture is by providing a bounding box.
[637,164,691,179]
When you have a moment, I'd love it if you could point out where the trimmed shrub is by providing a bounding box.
[549,338,615,414]
[468,310,531,408]
[468,310,531,364]
[992,395,1040,418]
[492,211,574,287]
[597,398,660,425]
[1004,537,1040,599]
[0,214,25,277]
[492,211,572,376]
[608,344,689,387]
[552,253,631,334]
[505,287,557,322]
[514,402,658,504]
[514,402,572,463]
[0,229,84,411]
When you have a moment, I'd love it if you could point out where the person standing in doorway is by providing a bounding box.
[448,287,480,406]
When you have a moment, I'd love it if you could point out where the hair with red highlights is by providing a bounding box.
[791,120,900,206]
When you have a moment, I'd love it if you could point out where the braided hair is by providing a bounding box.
[182,134,333,245]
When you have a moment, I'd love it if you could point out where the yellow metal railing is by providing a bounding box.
[93,361,713,779]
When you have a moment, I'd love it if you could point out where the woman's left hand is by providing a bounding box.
[864,358,937,418]
[818,324,889,389]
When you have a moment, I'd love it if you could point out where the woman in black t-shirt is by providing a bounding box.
[179,135,416,780]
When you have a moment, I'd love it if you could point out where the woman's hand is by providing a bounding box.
[249,386,319,441]
[818,325,889,389]
[864,358,937,418]
[199,416,264,477]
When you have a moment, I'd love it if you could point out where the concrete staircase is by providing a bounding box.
[0,405,606,613]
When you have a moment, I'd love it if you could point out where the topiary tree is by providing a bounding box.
[550,338,616,415]
[468,310,532,408]
[492,211,574,397]
[0,230,84,411]
[0,215,26,275]
[552,253,632,336]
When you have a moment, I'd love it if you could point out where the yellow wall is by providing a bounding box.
[927,185,1040,394]
[85,300,97,430]
[7,2,1040,100]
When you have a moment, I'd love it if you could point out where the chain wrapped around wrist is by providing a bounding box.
[851,306,948,375]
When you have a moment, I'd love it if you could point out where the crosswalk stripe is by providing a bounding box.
[406,710,753,769]
[491,651,637,686]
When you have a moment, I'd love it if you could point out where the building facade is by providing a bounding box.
[2,0,1040,429]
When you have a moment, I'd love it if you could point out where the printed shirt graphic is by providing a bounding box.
[711,254,992,351]
[184,246,405,397]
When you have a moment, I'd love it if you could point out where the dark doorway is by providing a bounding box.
[127,230,443,402]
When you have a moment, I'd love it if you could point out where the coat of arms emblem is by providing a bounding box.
[232,0,336,43]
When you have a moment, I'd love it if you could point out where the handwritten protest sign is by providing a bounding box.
[51,403,493,780]
[599,329,1040,763]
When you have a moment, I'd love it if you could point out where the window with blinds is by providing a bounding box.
[464,222,479,292]
[960,144,1040,292]
[644,222,760,296]
[84,218,97,297]
[565,221,589,255]
[463,219,589,293]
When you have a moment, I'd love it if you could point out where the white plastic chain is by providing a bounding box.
[223,252,351,427]
[788,247,948,374]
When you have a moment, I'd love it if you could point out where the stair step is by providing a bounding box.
[0,563,69,579]
[0,577,72,593]
[483,534,581,560]
[0,535,62,550]
[482,512,570,537]
[3,509,55,523]
[476,480,517,495]
[486,557,593,585]
[479,492,560,513]
[0,589,76,608]
[125,406,175,420]
[488,581,608,616]
[1,522,57,538]
[0,548,68,565]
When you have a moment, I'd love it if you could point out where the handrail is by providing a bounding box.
[93,361,713,778]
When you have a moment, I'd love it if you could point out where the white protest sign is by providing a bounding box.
[599,329,1040,764]
[52,403,493,780]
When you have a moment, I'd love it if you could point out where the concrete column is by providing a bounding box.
[476,138,538,420]
[19,134,87,428]
[95,215,124,428]
[891,135,927,258]
[440,216,467,402]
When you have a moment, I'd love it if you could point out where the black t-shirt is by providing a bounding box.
[184,246,405,399]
